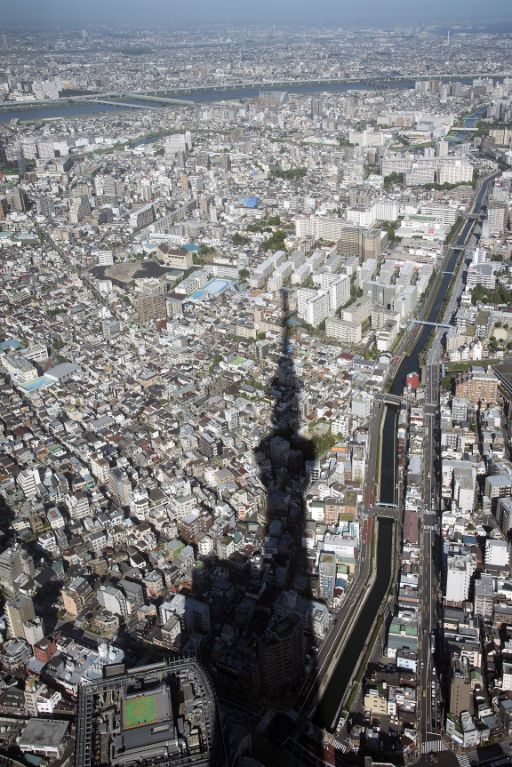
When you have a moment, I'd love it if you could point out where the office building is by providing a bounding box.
[74,660,223,767]
[0,545,35,596]
[258,614,305,697]
[318,552,336,603]
[5,595,36,639]
[485,538,509,567]
[18,719,70,761]
[473,574,495,619]
[61,576,95,617]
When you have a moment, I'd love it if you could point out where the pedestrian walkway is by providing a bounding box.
[332,738,349,753]
[421,739,444,754]
[456,754,471,767]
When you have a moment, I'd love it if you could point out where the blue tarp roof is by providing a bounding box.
[238,196,260,208]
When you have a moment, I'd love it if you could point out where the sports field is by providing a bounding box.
[123,694,157,729]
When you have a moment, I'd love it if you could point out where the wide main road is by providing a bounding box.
[418,360,442,744]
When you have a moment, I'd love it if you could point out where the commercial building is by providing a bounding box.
[18,719,70,760]
[74,659,223,767]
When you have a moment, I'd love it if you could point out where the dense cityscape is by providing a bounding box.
[1,14,512,767]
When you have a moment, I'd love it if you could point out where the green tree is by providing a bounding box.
[209,354,222,373]
[381,220,401,243]
[311,431,337,457]
[199,244,215,257]
[232,233,250,246]
[269,167,307,180]
[261,229,287,252]
[472,284,512,306]
[384,172,404,189]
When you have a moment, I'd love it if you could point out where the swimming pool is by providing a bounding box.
[204,278,231,295]
[188,278,233,301]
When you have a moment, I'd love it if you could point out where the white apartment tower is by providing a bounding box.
[445,552,476,603]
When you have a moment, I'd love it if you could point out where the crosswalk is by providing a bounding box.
[421,739,444,754]
[457,755,471,767]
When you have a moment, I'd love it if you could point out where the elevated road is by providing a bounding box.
[71,71,512,99]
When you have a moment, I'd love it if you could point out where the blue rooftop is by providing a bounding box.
[20,376,54,392]
[0,339,23,352]
[238,196,260,208]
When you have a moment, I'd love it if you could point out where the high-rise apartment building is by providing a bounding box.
[455,367,499,405]
[445,553,476,604]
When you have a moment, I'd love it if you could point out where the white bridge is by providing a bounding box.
[412,320,452,329]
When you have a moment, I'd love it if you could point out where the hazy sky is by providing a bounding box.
[3,0,512,27]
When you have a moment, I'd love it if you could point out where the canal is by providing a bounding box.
[449,105,488,143]
[313,517,394,730]
[379,174,494,504]
[312,171,495,732]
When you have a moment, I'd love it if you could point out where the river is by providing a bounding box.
[0,76,460,123]
[0,79,490,126]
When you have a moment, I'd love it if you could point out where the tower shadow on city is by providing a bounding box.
[251,288,319,762]
[189,289,320,766]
